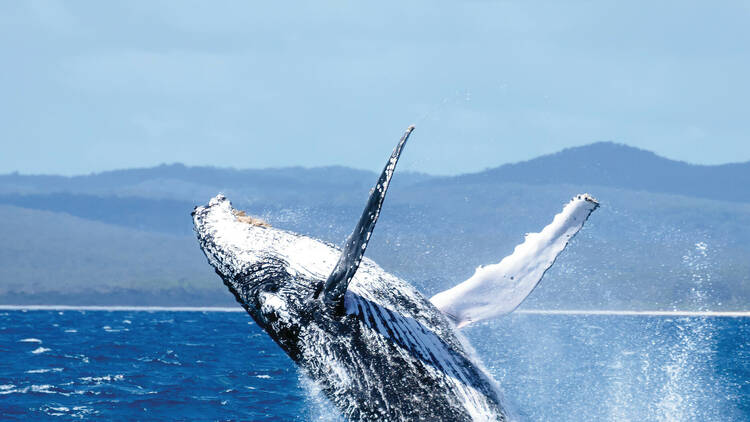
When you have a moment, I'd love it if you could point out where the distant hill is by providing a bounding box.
[0,143,748,310]
[0,205,227,306]
[449,142,750,203]
[0,163,433,203]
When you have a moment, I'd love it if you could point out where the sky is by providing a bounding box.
[2,1,749,176]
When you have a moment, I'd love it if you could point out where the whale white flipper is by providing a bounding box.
[430,194,599,328]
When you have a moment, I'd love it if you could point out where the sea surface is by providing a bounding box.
[0,309,748,421]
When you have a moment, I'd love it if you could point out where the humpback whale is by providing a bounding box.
[193,126,598,421]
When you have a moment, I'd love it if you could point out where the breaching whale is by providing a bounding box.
[193,126,598,421]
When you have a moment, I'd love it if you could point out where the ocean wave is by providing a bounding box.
[40,404,97,418]
[26,368,64,374]
[79,374,125,384]
[63,354,90,363]
[0,384,57,395]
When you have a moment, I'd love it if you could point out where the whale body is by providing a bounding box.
[193,126,598,421]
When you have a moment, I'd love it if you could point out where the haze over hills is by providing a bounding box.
[1,142,748,310]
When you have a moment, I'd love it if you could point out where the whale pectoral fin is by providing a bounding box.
[430,194,599,328]
[320,125,415,308]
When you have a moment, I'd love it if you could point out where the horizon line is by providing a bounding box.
[3,141,746,179]
[1,305,748,317]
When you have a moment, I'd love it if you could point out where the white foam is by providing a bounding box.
[0,385,56,395]
[19,338,42,343]
[31,347,51,354]
[31,384,55,393]
[26,368,63,374]
[79,374,124,383]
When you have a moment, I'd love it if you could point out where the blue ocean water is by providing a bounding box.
[0,310,747,421]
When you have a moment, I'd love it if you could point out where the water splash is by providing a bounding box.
[655,241,721,421]
[298,373,345,422]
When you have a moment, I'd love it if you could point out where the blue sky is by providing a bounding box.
[2,1,749,175]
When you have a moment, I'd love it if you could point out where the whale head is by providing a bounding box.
[193,126,416,362]
[192,195,335,346]
[193,127,415,336]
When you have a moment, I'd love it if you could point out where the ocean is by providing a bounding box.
[1,309,747,421]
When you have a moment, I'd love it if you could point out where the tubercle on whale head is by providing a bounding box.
[575,193,599,208]
[232,209,271,227]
